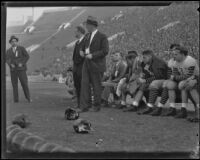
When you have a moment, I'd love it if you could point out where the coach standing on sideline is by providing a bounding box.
[77,16,109,112]
[72,26,86,108]
[6,35,31,103]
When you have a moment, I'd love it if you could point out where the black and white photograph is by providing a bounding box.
[1,1,199,159]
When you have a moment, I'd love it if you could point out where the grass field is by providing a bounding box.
[6,80,199,153]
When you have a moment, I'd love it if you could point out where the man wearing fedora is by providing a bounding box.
[72,26,86,108]
[77,16,109,112]
[6,35,31,103]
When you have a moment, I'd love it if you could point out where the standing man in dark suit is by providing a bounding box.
[6,35,31,103]
[77,16,109,112]
[72,26,86,108]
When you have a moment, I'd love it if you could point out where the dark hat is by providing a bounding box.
[85,16,98,27]
[76,25,85,34]
[126,50,138,59]
[65,108,79,120]
[9,35,19,43]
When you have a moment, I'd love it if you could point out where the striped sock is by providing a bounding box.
[160,88,168,105]
[148,89,159,105]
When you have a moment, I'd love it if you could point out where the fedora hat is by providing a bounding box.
[125,50,138,59]
[84,16,98,27]
[9,35,19,43]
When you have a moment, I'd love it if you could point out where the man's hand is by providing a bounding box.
[138,78,146,84]
[10,64,15,68]
[18,63,23,67]
[170,75,174,80]
[80,51,85,57]
[85,54,92,59]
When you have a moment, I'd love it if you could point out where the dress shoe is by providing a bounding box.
[116,104,126,109]
[161,107,177,116]
[150,107,162,116]
[137,107,153,115]
[123,105,138,112]
[174,107,187,118]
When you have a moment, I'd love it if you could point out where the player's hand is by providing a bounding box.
[18,63,23,67]
[138,78,146,83]
[85,54,92,59]
[170,75,174,80]
[10,64,15,68]
[80,51,85,57]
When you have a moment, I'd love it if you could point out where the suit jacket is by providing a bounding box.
[82,31,109,73]
[6,45,30,71]
[141,55,168,84]
[110,60,127,83]
[72,37,86,72]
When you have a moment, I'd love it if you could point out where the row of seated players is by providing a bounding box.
[101,44,199,123]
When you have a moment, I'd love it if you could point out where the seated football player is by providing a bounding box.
[184,75,199,122]
[164,45,199,118]
[139,44,180,116]
[101,51,127,107]
[123,50,168,112]
[116,50,142,109]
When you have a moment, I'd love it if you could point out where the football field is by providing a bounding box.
[5,80,199,153]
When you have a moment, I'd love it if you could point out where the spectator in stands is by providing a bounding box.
[6,35,32,103]
[77,16,109,112]
[123,50,168,112]
[163,45,199,119]
[72,25,86,108]
[101,51,127,107]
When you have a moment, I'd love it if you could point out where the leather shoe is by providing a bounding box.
[123,105,138,112]
[161,107,177,116]
[150,107,162,116]
[137,107,153,115]
[174,108,187,118]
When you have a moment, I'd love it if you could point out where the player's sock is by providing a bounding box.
[169,103,175,108]
[132,101,139,107]
[157,102,164,108]
[147,103,153,108]
[181,103,187,108]
[148,88,159,105]
[121,101,126,105]
[160,88,168,105]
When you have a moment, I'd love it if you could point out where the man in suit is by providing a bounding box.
[77,16,109,112]
[101,51,127,107]
[72,26,86,108]
[6,35,31,103]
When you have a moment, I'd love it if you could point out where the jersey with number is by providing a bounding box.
[167,56,199,81]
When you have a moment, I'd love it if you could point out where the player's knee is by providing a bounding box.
[166,80,177,90]
[149,81,159,90]
[178,81,187,90]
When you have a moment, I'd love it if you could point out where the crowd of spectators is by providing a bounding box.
[37,3,199,80]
